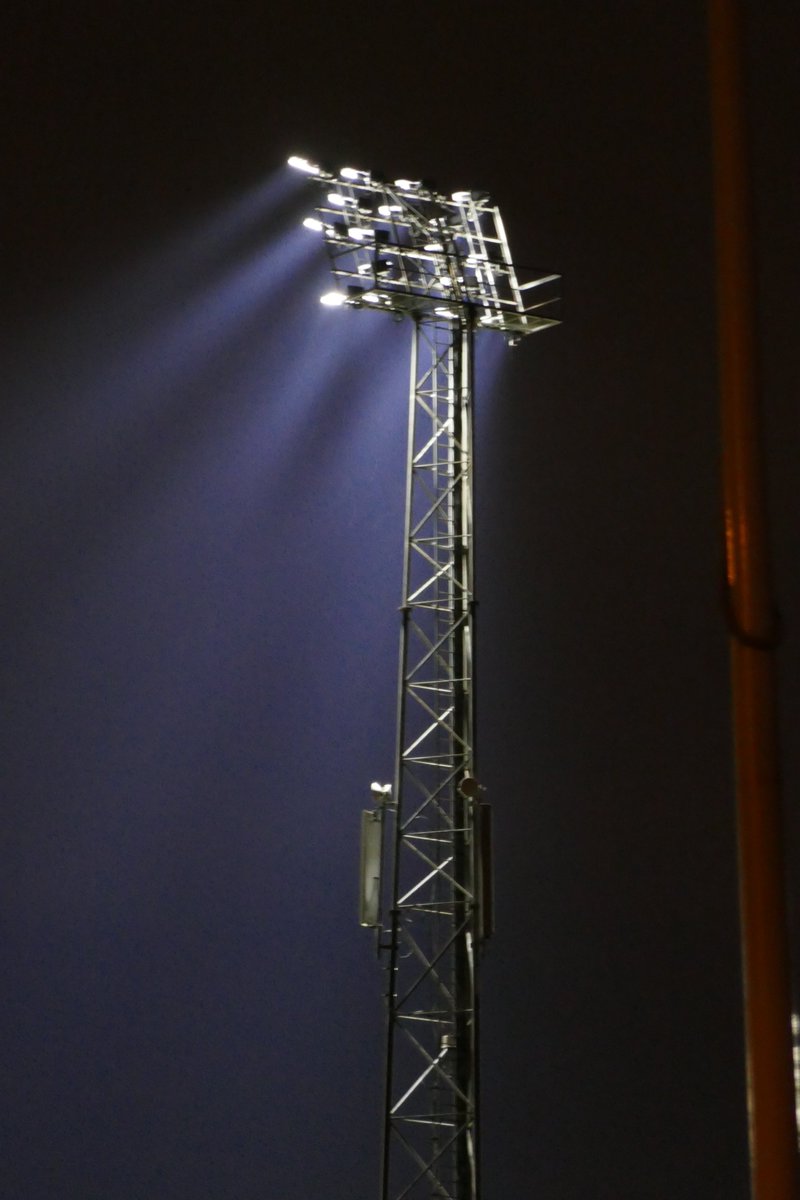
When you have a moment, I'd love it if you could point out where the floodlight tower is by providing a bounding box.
[290,154,559,1200]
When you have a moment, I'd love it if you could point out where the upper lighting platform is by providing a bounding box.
[289,155,560,340]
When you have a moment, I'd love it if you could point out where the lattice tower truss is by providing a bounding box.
[290,155,559,1200]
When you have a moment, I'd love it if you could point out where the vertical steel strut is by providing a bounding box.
[377,314,486,1200]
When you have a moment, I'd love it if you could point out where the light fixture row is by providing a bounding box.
[288,155,486,208]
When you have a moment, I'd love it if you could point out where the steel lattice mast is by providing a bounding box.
[290,154,559,1200]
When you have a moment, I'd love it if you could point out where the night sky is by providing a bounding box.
[4,3,799,1197]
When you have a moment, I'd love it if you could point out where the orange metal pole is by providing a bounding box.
[707,1,798,1194]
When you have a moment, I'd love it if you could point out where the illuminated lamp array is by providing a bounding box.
[289,154,560,343]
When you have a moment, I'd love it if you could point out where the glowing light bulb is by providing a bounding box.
[288,155,320,174]
[451,190,471,203]
[340,166,368,181]
[394,178,420,191]
[327,192,357,208]
[302,217,324,232]
[378,204,402,217]
[320,291,347,307]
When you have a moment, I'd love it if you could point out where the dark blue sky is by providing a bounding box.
[4,2,799,1196]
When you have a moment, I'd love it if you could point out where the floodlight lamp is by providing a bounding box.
[394,179,420,191]
[327,192,355,208]
[340,166,369,181]
[348,227,375,241]
[424,241,444,252]
[320,291,347,307]
[302,216,324,232]
[378,204,402,217]
[288,154,320,175]
[452,188,488,203]
[370,781,392,797]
